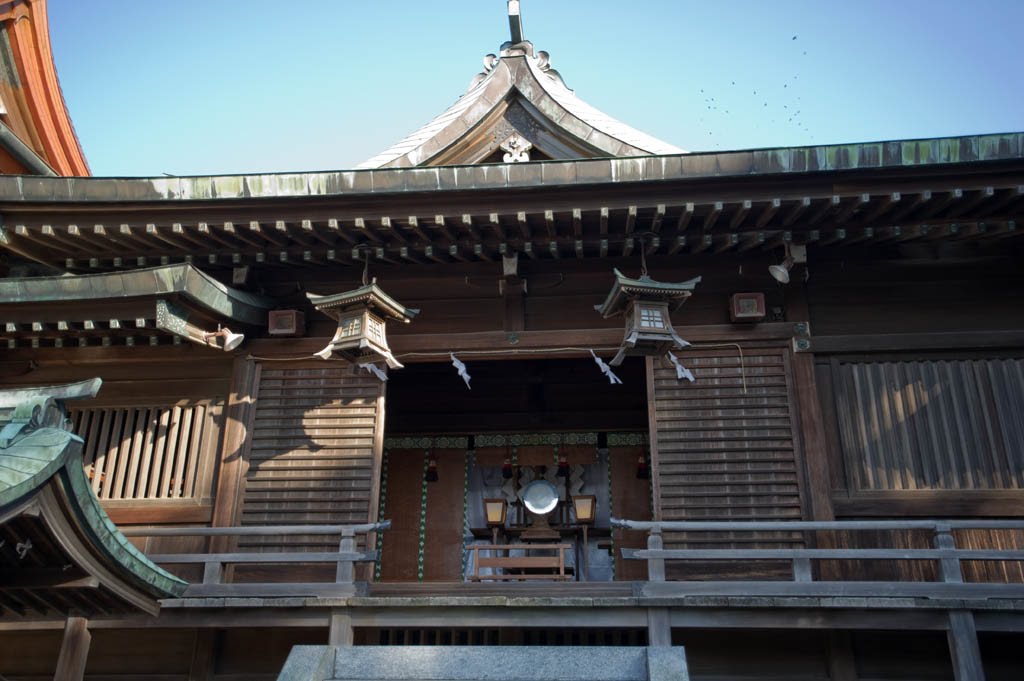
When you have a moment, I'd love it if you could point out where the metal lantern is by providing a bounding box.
[594,268,701,366]
[307,279,419,369]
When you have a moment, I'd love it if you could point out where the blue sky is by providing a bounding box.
[48,0,1024,177]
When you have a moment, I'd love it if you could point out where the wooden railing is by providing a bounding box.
[121,521,389,598]
[611,518,1024,599]
[467,543,573,581]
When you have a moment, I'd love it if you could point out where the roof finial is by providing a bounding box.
[508,0,524,44]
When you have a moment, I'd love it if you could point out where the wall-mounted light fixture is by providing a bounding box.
[769,243,807,285]
[202,325,244,352]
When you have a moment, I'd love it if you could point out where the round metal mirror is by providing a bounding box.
[522,479,559,515]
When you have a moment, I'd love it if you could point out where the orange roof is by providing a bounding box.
[0,0,88,175]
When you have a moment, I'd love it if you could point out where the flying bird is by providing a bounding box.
[590,350,623,385]
[451,353,472,389]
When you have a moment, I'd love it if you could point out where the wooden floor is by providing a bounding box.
[368,581,637,597]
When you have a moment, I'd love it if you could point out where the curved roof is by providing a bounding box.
[359,44,683,169]
[0,380,186,616]
[0,0,89,176]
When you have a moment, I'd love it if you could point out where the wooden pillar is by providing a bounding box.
[647,607,671,647]
[329,610,354,646]
[826,631,857,681]
[785,282,834,521]
[189,630,218,681]
[209,357,260,553]
[947,610,985,681]
[644,357,662,520]
[54,617,90,681]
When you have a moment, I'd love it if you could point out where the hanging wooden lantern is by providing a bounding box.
[595,268,701,366]
[307,279,418,369]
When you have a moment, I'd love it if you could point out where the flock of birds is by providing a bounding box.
[694,34,813,146]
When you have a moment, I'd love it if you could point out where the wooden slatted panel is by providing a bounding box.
[70,401,220,500]
[834,358,1024,491]
[240,366,381,551]
[651,346,805,557]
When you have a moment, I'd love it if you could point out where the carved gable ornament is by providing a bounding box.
[500,133,533,162]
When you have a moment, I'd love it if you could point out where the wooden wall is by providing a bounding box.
[238,364,383,552]
[649,345,806,576]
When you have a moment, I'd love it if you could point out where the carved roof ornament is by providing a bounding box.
[500,133,532,163]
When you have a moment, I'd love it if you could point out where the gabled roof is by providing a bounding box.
[0,379,186,616]
[358,17,682,168]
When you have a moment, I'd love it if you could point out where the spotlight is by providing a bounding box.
[203,325,244,352]
[769,244,807,285]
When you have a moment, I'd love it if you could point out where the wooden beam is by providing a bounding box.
[405,216,429,242]
[571,208,582,237]
[599,207,609,235]
[667,235,686,255]
[947,186,994,218]
[599,238,608,258]
[890,190,932,222]
[702,202,723,231]
[645,235,660,255]
[326,218,356,245]
[354,217,384,244]
[755,198,781,229]
[473,243,493,262]
[380,216,408,245]
[985,185,1024,214]
[713,233,738,253]
[625,205,637,235]
[738,231,766,252]
[622,237,634,258]
[918,188,963,219]
[544,210,556,238]
[488,213,504,240]
[517,211,530,239]
[691,234,713,254]
[461,214,480,240]
[574,239,584,259]
[834,193,870,225]
[675,202,694,232]
[729,200,752,230]
[247,221,288,248]
[650,204,665,233]
[547,241,560,259]
[54,616,91,681]
[423,245,446,264]
[861,192,901,224]
[782,197,811,226]
[805,195,841,226]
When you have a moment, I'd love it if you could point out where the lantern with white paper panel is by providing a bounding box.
[307,280,419,369]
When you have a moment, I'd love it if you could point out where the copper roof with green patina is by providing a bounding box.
[594,268,701,318]
[0,381,187,603]
[307,280,419,322]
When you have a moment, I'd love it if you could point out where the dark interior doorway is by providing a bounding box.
[385,356,647,434]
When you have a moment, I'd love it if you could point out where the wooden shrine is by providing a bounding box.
[0,2,1022,680]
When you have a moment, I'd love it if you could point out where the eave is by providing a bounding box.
[0,264,276,348]
[0,133,1020,272]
